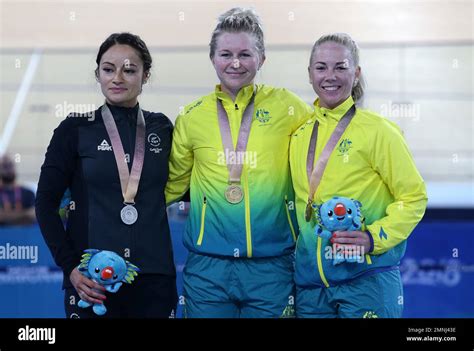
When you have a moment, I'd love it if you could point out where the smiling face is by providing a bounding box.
[211,32,264,99]
[97,44,148,107]
[309,42,360,109]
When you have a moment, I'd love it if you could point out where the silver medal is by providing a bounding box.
[121,204,138,225]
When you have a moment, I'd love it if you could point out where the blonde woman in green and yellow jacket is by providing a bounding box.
[290,33,427,318]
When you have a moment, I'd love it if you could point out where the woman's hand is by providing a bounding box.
[331,230,371,255]
[69,268,107,304]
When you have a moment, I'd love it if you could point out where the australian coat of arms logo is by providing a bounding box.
[337,138,353,156]
[255,108,271,123]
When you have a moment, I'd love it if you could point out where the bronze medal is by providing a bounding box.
[305,201,313,222]
[225,185,243,204]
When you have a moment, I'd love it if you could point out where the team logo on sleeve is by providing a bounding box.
[148,133,162,153]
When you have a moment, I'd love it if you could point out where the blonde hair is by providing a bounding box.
[309,33,366,104]
[209,7,265,60]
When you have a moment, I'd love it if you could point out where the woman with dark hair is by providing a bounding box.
[36,32,177,318]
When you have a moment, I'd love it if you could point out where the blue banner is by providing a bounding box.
[0,218,472,317]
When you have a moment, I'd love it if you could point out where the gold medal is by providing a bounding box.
[305,200,313,222]
[225,185,243,204]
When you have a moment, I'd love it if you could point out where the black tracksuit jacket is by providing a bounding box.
[36,103,176,288]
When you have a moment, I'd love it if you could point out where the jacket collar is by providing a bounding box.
[105,102,140,122]
[313,96,354,122]
[215,84,256,107]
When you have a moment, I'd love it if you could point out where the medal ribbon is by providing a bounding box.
[305,105,356,221]
[216,90,256,184]
[101,104,146,205]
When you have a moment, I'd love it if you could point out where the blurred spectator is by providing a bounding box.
[0,154,36,225]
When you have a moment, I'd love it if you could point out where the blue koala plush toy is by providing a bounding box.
[77,249,139,315]
[314,196,365,265]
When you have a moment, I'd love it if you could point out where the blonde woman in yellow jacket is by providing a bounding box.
[166,8,312,318]
[290,33,427,318]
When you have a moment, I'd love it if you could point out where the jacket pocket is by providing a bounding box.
[284,195,297,242]
[196,196,207,246]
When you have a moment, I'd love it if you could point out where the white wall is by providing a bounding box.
[1,0,473,207]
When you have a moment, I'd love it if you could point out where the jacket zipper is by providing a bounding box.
[243,175,252,257]
[284,196,297,242]
[365,254,372,264]
[316,237,330,288]
[316,238,371,288]
[196,196,207,246]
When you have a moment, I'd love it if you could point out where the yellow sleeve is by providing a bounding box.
[165,114,193,205]
[366,123,428,255]
[294,102,314,133]
[283,89,313,133]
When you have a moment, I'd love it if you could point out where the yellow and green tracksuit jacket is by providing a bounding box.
[289,96,427,287]
[166,84,313,258]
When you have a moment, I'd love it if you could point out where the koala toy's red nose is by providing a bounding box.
[101,267,114,280]
[334,203,346,216]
